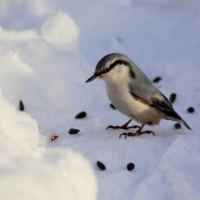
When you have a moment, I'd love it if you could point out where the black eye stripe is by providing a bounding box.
[95,60,131,76]
[110,60,129,69]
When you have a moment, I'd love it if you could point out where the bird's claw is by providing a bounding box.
[119,132,135,139]
[106,125,140,130]
[106,125,120,130]
[119,130,155,138]
[148,131,155,136]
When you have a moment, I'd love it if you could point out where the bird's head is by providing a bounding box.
[85,53,136,84]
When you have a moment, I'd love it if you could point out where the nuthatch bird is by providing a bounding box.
[86,53,191,138]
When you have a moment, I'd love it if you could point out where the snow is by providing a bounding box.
[0,0,200,199]
[41,11,79,50]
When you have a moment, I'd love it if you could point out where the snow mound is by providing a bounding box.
[40,11,79,50]
[0,92,97,200]
[0,26,38,40]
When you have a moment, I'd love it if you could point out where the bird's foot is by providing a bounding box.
[119,130,155,139]
[106,125,140,130]
[106,119,140,130]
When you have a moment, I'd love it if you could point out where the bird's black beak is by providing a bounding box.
[85,75,98,83]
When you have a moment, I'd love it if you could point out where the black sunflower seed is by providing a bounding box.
[110,103,116,110]
[19,100,24,111]
[169,93,176,103]
[75,111,87,119]
[127,163,135,171]
[174,123,181,129]
[187,107,195,113]
[68,128,80,134]
[97,161,106,171]
[153,76,162,83]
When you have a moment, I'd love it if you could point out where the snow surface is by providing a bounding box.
[0,0,200,199]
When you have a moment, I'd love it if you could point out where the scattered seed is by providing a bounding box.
[127,163,135,171]
[174,123,181,129]
[169,93,176,103]
[75,111,87,119]
[68,128,80,134]
[51,135,58,141]
[110,103,116,110]
[97,161,106,171]
[19,100,24,111]
[187,107,195,113]
[153,76,162,83]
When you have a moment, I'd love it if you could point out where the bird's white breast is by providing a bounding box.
[106,81,149,118]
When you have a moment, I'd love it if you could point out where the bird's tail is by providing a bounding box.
[180,119,192,130]
[165,113,192,130]
[164,109,192,130]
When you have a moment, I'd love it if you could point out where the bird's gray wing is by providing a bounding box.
[150,94,182,120]
[127,64,183,119]
[127,67,191,130]
[129,83,182,120]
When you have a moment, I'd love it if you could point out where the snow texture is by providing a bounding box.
[0,0,200,199]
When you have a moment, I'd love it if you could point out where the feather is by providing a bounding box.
[130,90,191,130]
